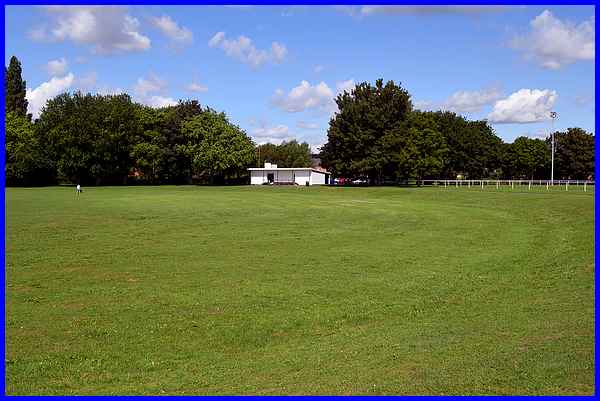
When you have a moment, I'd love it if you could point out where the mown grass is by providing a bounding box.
[5,185,594,395]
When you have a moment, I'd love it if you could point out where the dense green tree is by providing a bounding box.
[155,100,204,184]
[257,140,311,167]
[180,109,256,183]
[374,111,448,181]
[275,140,312,167]
[130,106,167,184]
[5,56,30,120]
[5,112,49,185]
[431,112,503,179]
[256,143,278,166]
[551,128,595,180]
[130,105,170,183]
[402,112,448,180]
[509,136,550,179]
[37,92,140,184]
[321,79,412,181]
[322,80,456,182]
[494,142,515,179]
[130,140,164,184]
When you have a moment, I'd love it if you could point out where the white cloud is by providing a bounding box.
[132,73,177,108]
[314,65,324,73]
[441,86,503,113]
[413,86,502,114]
[45,57,68,77]
[336,79,355,94]
[297,121,319,130]
[272,81,335,113]
[413,100,434,111]
[272,79,357,114]
[208,31,287,68]
[150,15,193,46]
[26,73,75,118]
[186,82,208,93]
[271,42,287,62]
[530,129,549,139]
[30,6,150,55]
[133,74,167,98]
[208,31,225,47]
[76,71,97,91]
[511,10,594,69]
[251,123,293,144]
[97,86,124,96]
[146,95,178,108]
[487,89,558,124]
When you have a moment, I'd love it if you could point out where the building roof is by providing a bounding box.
[248,167,330,174]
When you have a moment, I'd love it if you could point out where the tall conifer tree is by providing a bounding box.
[5,56,29,120]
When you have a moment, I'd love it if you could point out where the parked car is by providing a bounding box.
[352,178,368,185]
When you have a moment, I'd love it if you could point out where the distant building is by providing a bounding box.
[249,163,331,185]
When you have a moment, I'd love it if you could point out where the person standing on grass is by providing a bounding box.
[76,184,81,195]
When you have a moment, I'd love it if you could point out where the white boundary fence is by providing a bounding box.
[421,179,595,192]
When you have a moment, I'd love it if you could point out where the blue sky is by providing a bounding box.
[4,5,596,150]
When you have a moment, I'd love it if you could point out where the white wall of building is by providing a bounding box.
[250,170,265,185]
[275,170,293,183]
[250,169,328,185]
[294,170,310,185]
[310,171,326,185]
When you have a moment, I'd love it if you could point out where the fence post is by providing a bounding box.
[546,182,549,191]
[481,180,484,189]
[511,180,514,190]
[496,181,499,189]
[584,182,587,192]
[566,182,568,191]
[528,181,531,191]
[456,181,458,188]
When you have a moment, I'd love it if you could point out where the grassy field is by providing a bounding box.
[5,185,595,395]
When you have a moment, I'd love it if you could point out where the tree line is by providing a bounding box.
[5,56,311,186]
[321,79,594,182]
[5,57,595,186]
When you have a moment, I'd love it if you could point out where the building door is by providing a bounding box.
[267,173,274,183]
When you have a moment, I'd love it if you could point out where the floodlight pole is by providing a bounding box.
[550,111,557,185]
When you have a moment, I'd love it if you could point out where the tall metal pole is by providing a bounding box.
[550,111,557,184]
